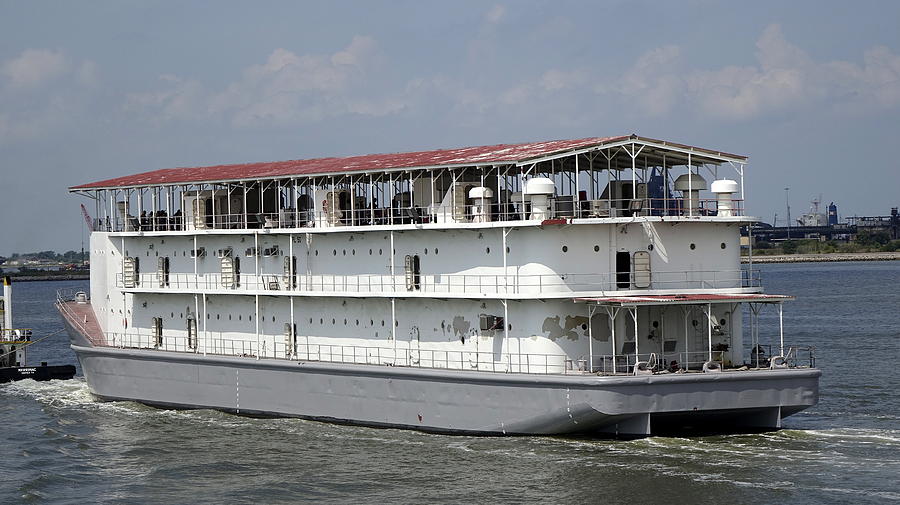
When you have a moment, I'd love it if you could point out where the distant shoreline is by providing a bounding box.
[3,274,89,282]
[742,252,900,263]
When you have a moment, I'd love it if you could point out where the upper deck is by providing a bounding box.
[71,134,752,235]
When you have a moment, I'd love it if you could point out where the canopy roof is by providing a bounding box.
[71,134,747,191]
[575,293,793,307]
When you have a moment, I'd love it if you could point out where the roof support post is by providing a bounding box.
[688,153,693,217]
[778,302,784,356]
[681,305,691,371]
[663,153,668,215]
[605,306,620,374]
[587,304,595,373]
[631,306,639,361]
[707,302,713,362]
[242,183,248,229]
[574,154,580,217]
[369,173,374,225]
[254,294,260,359]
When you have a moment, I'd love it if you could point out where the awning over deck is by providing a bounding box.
[574,293,794,307]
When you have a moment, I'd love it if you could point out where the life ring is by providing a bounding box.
[702,360,722,373]
[769,356,789,369]
[633,361,653,375]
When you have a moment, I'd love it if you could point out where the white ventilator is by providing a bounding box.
[468,186,494,223]
[524,177,555,220]
[710,179,739,217]
[674,174,708,216]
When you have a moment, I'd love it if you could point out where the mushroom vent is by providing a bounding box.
[524,177,555,196]
[710,179,739,194]
[673,174,708,192]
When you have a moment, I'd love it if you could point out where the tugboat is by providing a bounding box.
[0,277,76,383]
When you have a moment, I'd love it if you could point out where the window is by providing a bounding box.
[616,251,631,289]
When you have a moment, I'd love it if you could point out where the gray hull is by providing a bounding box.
[66,325,820,436]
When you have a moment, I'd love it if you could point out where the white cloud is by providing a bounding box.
[0,49,99,143]
[126,36,402,128]
[1,49,68,88]
[485,5,505,24]
[598,24,900,120]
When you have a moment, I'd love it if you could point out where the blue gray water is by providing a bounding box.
[2,262,899,504]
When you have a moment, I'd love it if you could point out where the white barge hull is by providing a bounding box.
[67,336,820,436]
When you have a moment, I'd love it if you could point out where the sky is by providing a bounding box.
[1,0,899,255]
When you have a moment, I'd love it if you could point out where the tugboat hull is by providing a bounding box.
[0,363,77,383]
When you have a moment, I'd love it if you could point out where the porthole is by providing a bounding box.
[486,247,491,254]
[690,243,696,250]
[249,315,252,322]
[648,244,654,251]
[720,242,727,249]
[355,319,359,326]
[229,314,232,321]
[424,248,428,255]
[343,318,347,325]
[594,245,600,252]
[217,314,220,320]
[352,249,356,255]
[272,316,275,322]
[320,318,323,324]
[379,248,383,255]
[369,248,373,255]
[333,249,337,256]
[434,248,439,255]
[309,317,313,324]
[332,318,335,325]
[562,245,568,253]
[171,312,174,318]
[315,250,319,256]
[395,321,399,327]
[381,320,385,327]
[581,323,587,330]
[342,249,346,256]
[207,313,210,319]
[508,323,512,330]
[238,315,242,321]
[370,319,374,326]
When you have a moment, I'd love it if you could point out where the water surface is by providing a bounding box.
[2,263,898,504]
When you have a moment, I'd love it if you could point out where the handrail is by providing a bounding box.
[115,267,761,294]
[96,330,813,376]
[55,289,99,345]
[94,197,746,233]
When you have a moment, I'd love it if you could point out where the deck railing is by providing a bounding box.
[94,197,745,233]
[117,267,761,295]
[96,329,813,376]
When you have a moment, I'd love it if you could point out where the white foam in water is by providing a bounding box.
[805,428,900,445]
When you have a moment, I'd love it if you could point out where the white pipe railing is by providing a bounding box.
[116,267,761,294]
[97,330,814,375]
[95,197,746,232]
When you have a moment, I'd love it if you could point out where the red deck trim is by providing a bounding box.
[574,293,794,306]
[59,300,106,346]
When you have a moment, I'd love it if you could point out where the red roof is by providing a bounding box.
[72,136,630,190]
[574,294,793,306]
[70,134,747,190]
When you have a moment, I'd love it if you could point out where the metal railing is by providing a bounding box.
[95,329,813,376]
[118,267,760,295]
[750,344,816,369]
[56,288,105,346]
[95,197,745,233]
